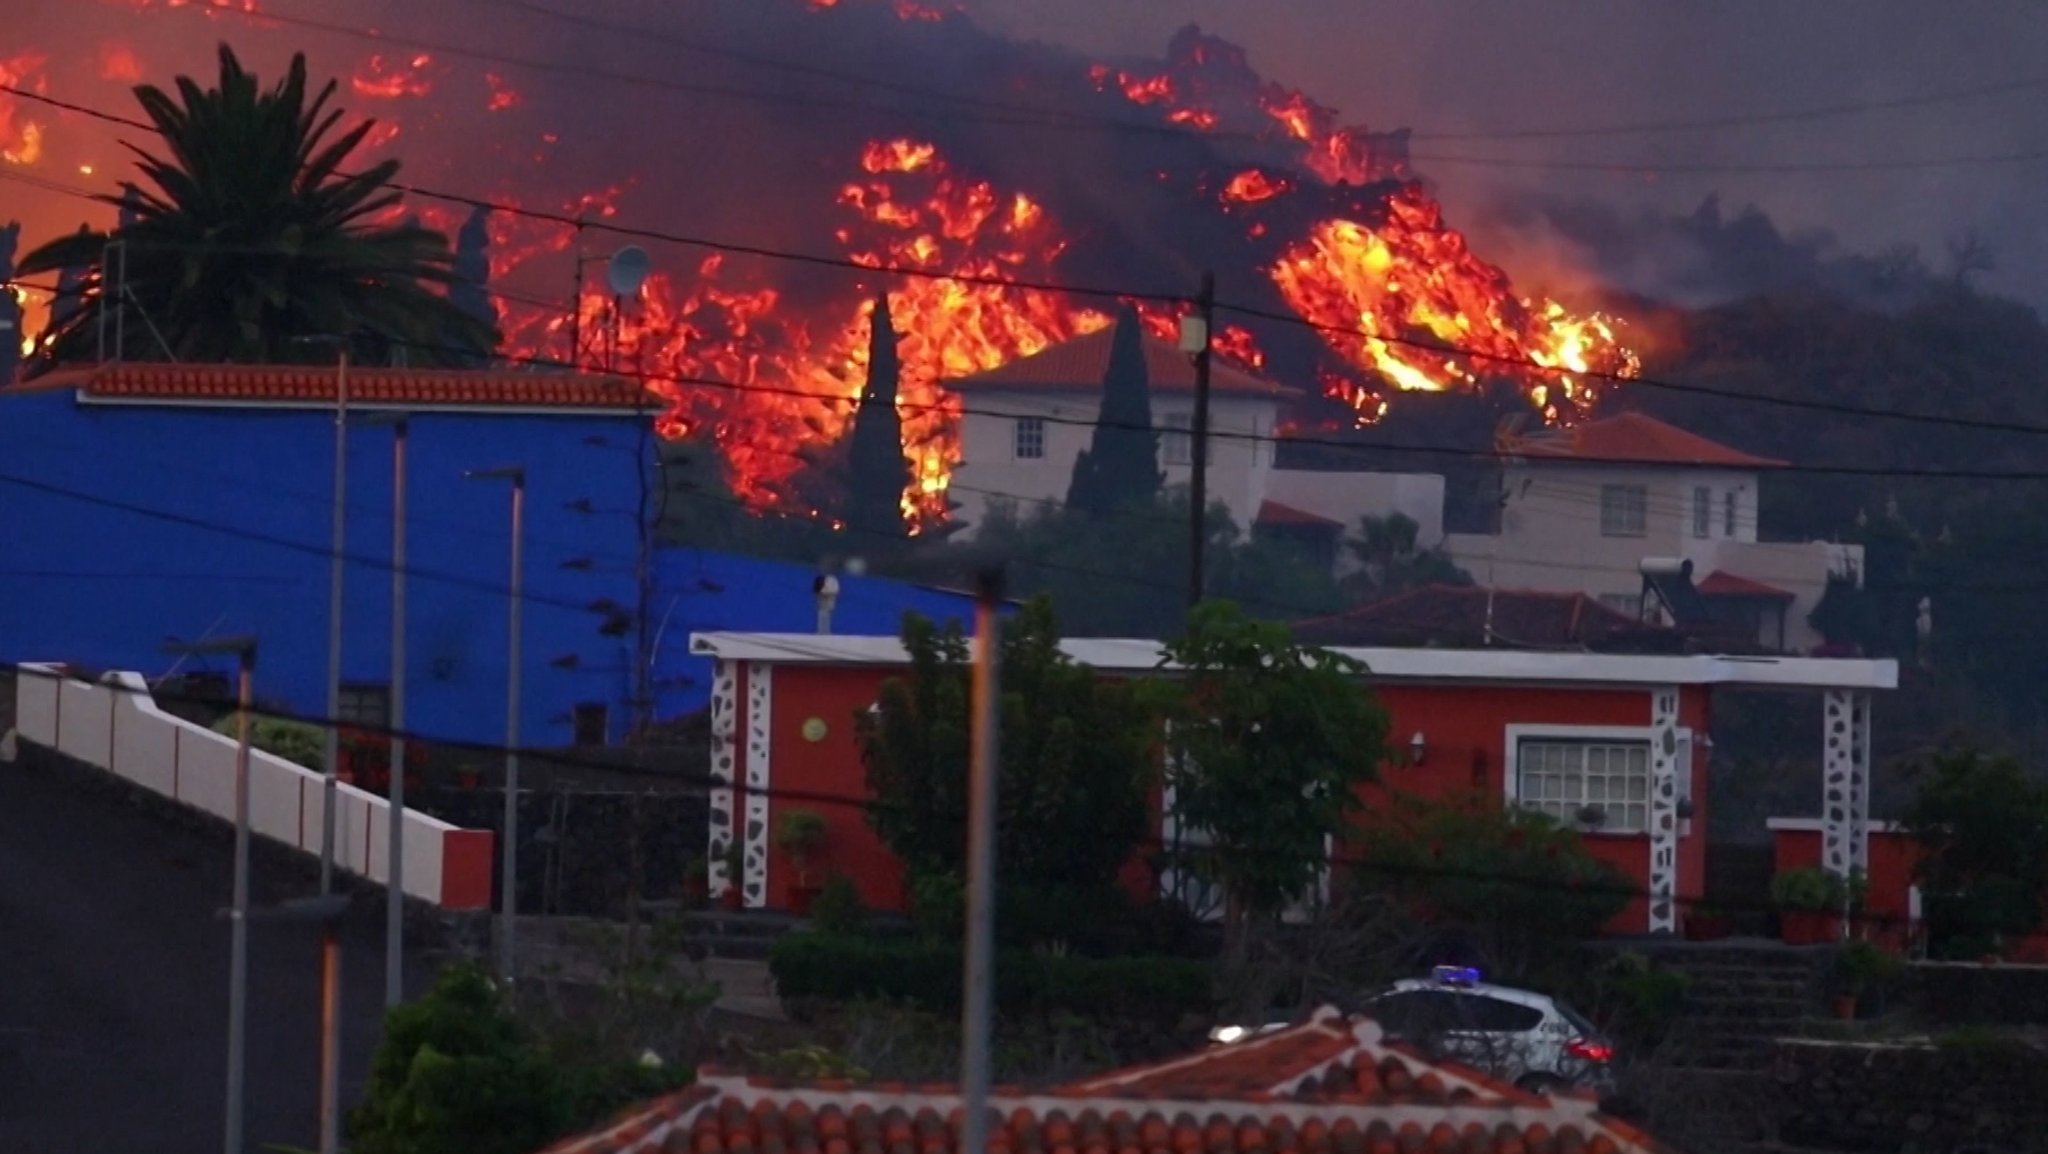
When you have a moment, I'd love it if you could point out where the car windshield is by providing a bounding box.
[1555,1000,1601,1036]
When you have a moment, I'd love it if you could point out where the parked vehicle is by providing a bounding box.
[1210,967,1615,1094]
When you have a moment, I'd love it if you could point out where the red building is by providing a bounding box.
[689,631,1895,936]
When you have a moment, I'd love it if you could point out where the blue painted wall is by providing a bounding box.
[648,547,990,717]
[0,388,649,747]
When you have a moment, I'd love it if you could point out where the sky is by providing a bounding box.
[972,0,2048,307]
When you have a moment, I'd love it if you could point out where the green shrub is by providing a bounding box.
[1770,867,1847,912]
[213,714,327,769]
[906,871,964,944]
[809,874,867,936]
[1834,939,1904,995]
[767,933,1211,1030]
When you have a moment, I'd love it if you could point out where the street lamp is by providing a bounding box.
[290,334,352,898]
[245,894,351,1154]
[162,633,259,1154]
[466,466,526,985]
[362,411,410,1008]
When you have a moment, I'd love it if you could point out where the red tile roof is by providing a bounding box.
[536,1011,1671,1154]
[1695,570,1796,600]
[944,326,1301,399]
[1508,411,1783,469]
[1257,500,1345,528]
[1293,585,1683,652]
[14,363,659,410]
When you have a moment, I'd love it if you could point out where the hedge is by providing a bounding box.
[767,933,1212,1029]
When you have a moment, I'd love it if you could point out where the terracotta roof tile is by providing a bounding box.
[944,326,1300,399]
[14,363,658,410]
[1508,411,1783,469]
[534,1012,1675,1154]
[1257,500,1345,528]
[1694,570,1796,599]
[1292,585,1682,651]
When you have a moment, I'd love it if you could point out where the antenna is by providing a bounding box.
[605,245,651,297]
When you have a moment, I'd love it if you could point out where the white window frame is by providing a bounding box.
[1012,416,1045,461]
[1160,729,1330,923]
[1503,724,1693,836]
[1599,484,1648,538]
[1723,490,1738,538]
[1691,486,1710,539]
[1160,411,1207,467]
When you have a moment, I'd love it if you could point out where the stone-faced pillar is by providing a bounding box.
[1648,686,1683,934]
[707,659,739,898]
[741,664,774,909]
[1821,689,1873,879]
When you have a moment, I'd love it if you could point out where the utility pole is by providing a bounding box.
[466,467,526,984]
[959,565,1003,1154]
[386,416,409,1008]
[1184,270,1216,611]
[321,347,349,894]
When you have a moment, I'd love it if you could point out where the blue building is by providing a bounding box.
[0,362,655,748]
[648,547,988,718]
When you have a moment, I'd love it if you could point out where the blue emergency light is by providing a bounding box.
[1431,965,1482,986]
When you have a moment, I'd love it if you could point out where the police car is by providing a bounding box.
[1211,967,1616,1094]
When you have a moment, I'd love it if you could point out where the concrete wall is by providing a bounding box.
[13,663,493,908]
[0,389,648,746]
[950,390,1279,534]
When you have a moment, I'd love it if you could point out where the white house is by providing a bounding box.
[1443,411,1860,653]
[943,326,1443,543]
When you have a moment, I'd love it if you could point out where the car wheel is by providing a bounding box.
[1515,1073,1569,1096]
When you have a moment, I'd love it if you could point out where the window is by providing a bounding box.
[1691,486,1710,539]
[1467,996,1546,1032]
[337,682,391,727]
[1160,412,1207,466]
[1724,490,1738,537]
[1516,738,1651,832]
[572,702,609,747]
[1599,484,1647,537]
[1012,417,1045,461]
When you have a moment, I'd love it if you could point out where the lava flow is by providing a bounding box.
[18,0,1640,530]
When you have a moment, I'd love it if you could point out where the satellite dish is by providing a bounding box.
[605,245,651,297]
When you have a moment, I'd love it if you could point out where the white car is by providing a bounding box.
[1211,967,1615,1094]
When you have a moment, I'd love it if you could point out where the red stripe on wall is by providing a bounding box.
[438,829,496,911]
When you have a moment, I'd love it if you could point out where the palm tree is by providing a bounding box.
[18,44,497,369]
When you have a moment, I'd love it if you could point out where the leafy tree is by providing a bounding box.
[860,598,1155,901]
[1149,601,1390,961]
[1342,512,1472,603]
[1350,796,1631,983]
[843,294,913,541]
[1066,305,1161,517]
[1900,746,2048,958]
[18,44,497,369]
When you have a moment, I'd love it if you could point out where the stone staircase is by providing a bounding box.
[1654,942,1828,1070]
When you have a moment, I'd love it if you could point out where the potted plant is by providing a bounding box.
[1575,805,1609,833]
[774,809,830,917]
[1832,938,1903,1020]
[1772,867,1847,945]
[719,841,747,911]
[1846,869,1872,938]
[681,854,709,909]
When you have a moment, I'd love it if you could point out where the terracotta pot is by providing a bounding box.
[1831,993,1858,1021]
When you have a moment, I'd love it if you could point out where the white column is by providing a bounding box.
[1821,689,1872,879]
[1646,686,1683,934]
[707,660,739,897]
[741,664,774,909]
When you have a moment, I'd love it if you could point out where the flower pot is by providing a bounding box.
[1831,993,1858,1021]
[790,885,823,917]
[1781,910,1841,946]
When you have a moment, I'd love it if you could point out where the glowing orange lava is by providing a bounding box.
[0,52,44,167]
[351,54,434,100]
[98,44,144,83]
[1270,186,1638,420]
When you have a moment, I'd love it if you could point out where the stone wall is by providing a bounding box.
[1903,961,2048,1027]
[1771,1036,2048,1154]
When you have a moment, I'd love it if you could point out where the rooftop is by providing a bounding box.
[944,325,1300,400]
[10,363,659,413]
[1696,570,1797,600]
[689,629,1899,691]
[1508,411,1784,470]
[537,1010,1672,1154]
[1292,585,1680,652]
[1257,500,1346,528]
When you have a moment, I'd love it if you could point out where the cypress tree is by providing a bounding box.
[0,222,19,385]
[1067,304,1162,517]
[844,294,913,538]
[447,206,495,365]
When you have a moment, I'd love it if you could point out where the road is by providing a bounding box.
[0,750,440,1154]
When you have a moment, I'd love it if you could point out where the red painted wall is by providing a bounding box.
[1771,825,2048,959]
[756,660,1713,936]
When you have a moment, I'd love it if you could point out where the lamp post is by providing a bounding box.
[246,894,351,1154]
[466,466,526,984]
[363,412,410,1008]
[960,564,1004,1154]
[162,634,259,1154]
[289,333,353,897]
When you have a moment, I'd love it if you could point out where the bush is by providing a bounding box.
[767,933,1211,1030]
[1350,796,1631,982]
[1770,867,1846,912]
[212,714,326,769]
[809,874,867,936]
